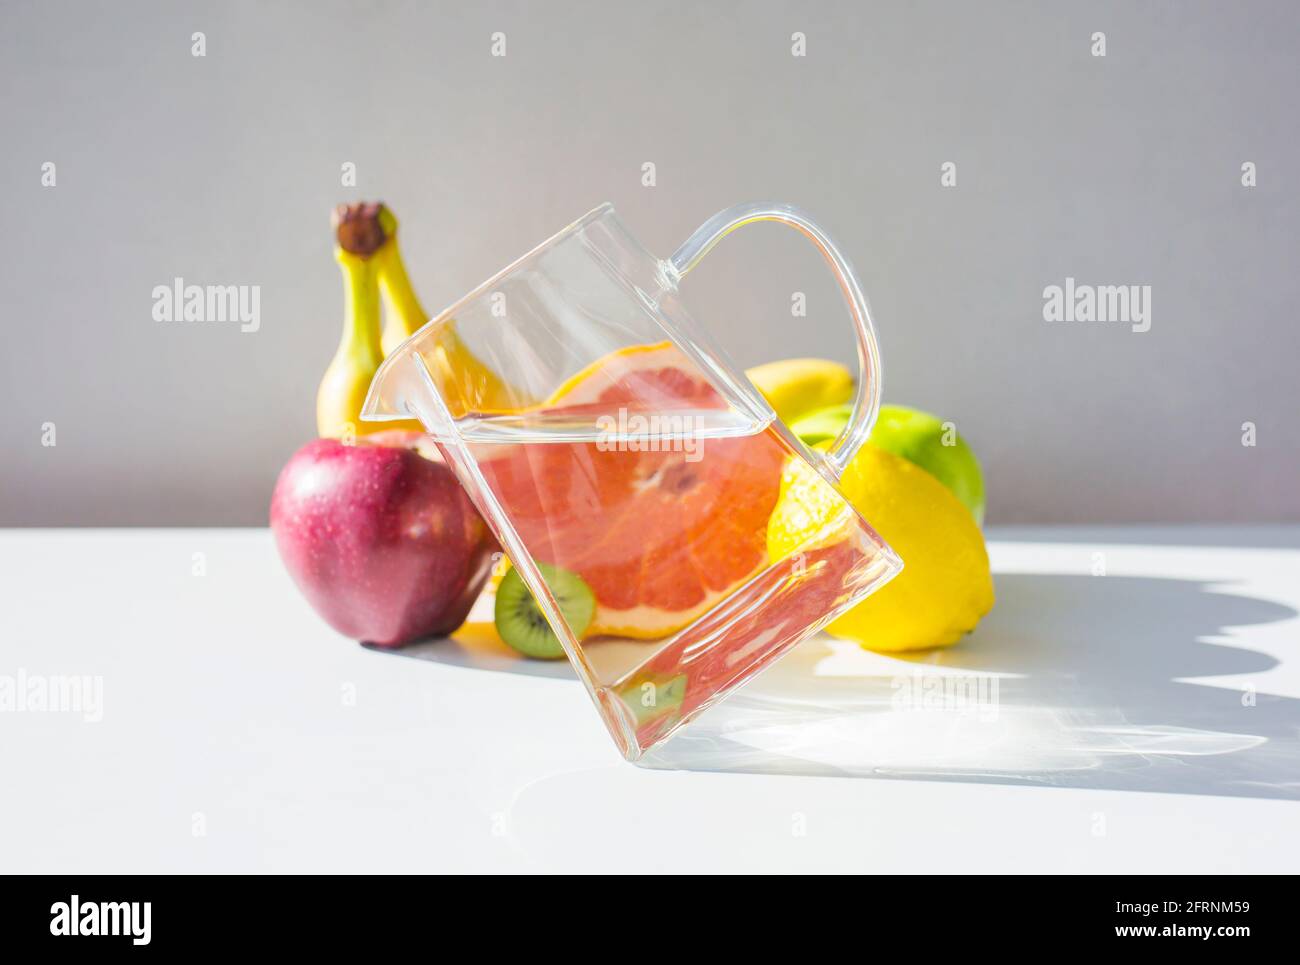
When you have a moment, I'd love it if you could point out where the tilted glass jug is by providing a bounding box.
[363,202,901,760]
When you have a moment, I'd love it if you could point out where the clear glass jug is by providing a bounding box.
[363,202,901,760]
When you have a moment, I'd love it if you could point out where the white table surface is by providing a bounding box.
[2,526,1297,874]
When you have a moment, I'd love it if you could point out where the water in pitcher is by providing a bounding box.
[446,345,895,757]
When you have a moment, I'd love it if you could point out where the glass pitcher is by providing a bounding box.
[362,202,901,760]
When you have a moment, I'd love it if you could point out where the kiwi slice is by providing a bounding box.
[494,563,595,659]
[618,673,688,727]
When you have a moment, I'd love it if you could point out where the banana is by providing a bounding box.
[372,204,420,358]
[373,205,534,414]
[316,204,424,439]
[745,357,855,426]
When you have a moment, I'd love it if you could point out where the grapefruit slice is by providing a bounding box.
[475,342,784,639]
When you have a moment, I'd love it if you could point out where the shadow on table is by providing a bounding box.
[643,573,1300,800]
[390,573,1300,800]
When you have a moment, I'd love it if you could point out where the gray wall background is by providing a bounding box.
[2,0,1297,525]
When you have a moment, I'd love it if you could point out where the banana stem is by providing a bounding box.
[375,238,429,342]
[333,250,383,369]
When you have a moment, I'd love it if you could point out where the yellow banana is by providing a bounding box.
[373,206,534,414]
[372,204,420,358]
[745,358,855,425]
[316,204,423,438]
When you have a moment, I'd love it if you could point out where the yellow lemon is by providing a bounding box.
[768,445,994,651]
[766,451,859,555]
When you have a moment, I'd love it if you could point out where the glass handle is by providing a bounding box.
[668,202,882,479]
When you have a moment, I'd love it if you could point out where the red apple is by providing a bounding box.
[271,431,497,647]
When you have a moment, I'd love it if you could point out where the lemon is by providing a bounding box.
[767,452,858,554]
[767,445,994,652]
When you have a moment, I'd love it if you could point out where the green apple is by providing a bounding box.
[790,403,985,525]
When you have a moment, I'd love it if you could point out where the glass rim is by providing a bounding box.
[393,201,617,352]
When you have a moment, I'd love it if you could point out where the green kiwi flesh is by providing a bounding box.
[494,563,595,659]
